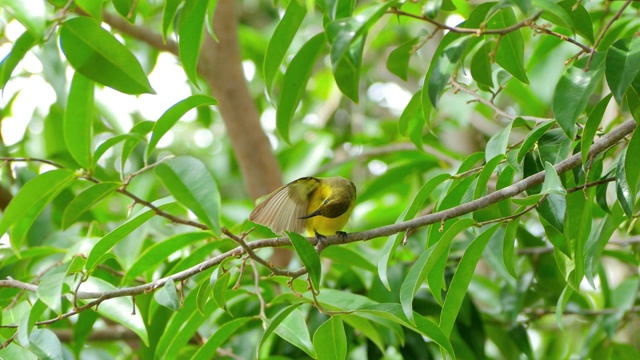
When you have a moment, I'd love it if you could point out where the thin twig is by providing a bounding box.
[529,24,592,53]
[249,259,267,322]
[586,0,633,71]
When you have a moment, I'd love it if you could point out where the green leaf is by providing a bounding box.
[36,267,66,314]
[356,303,455,358]
[85,200,176,272]
[62,182,121,229]
[155,278,180,311]
[516,120,554,163]
[503,218,519,279]
[154,156,221,235]
[78,277,148,346]
[122,121,154,173]
[558,0,594,43]
[553,53,605,139]
[93,133,145,168]
[191,318,254,360]
[211,270,230,311]
[59,16,155,94]
[581,94,613,167]
[606,37,640,105]
[276,33,325,144]
[274,308,315,357]
[113,0,136,21]
[474,155,504,199]
[313,316,347,360]
[264,0,307,91]
[162,0,182,40]
[616,152,635,219]
[625,127,640,198]
[541,162,567,196]
[0,31,37,89]
[387,36,420,81]
[440,225,499,336]
[585,204,624,287]
[533,0,574,30]
[488,7,529,84]
[75,0,103,20]
[146,95,218,160]
[123,232,212,284]
[0,0,45,38]
[427,36,471,107]
[556,285,573,331]
[258,303,304,358]
[378,173,451,289]
[177,0,209,86]
[0,169,77,251]
[398,90,425,149]
[287,231,321,290]
[471,41,494,88]
[28,328,63,360]
[64,72,94,169]
[485,121,513,162]
[538,128,572,165]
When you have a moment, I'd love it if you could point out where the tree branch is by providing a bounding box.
[1,120,635,311]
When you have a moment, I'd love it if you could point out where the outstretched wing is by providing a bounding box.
[249,177,321,234]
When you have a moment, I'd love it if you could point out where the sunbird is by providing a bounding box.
[249,176,356,238]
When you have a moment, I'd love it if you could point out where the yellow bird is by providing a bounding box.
[249,176,356,238]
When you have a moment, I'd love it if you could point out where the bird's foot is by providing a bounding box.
[314,231,326,244]
[336,231,348,242]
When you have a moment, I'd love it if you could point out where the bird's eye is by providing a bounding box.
[323,199,329,205]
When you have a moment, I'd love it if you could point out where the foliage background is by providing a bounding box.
[1,0,640,358]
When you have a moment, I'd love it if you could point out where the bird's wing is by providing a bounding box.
[249,177,320,234]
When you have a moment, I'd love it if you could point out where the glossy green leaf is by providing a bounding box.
[556,285,573,331]
[154,278,180,311]
[314,316,346,360]
[387,36,420,81]
[264,0,307,91]
[113,0,136,21]
[488,7,529,84]
[121,121,154,173]
[625,73,640,122]
[565,191,591,289]
[332,35,364,103]
[59,16,154,94]
[581,94,613,167]
[553,53,605,139]
[541,162,567,196]
[378,173,451,289]
[533,0,574,30]
[616,152,635,218]
[516,120,554,163]
[585,204,624,286]
[0,169,77,251]
[503,218,519,279]
[398,90,425,149]
[0,0,45,38]
[191,317,254,360]
[212,270,230,311]
[258,303,304,358]
[538,128,572,165]
[36,267,66,314]
[474,155,504,199]
[146,95,218,160]
[64,72,94,169]
[440,225,499,336]
[85,200,176,272]
[28,328,63,360]
[275,308,314,357]
[62,182,121,229]
[625,128,640,198]
[322,246,376,272]
[486,121,513,162]
[427,36,470,107]
[75,0,103,20]
[162,0,181,40]
[400,218,475,322]
[276,33,325,143]
[93,133,145,168]
[471,41,494,88]
[154,156,221,235]
[558,0,594,43]
[288,231,321,290]
[177,0,209,86]
[78,277,148,346]
[0,31,37,89]
[606,37,640,104]
[123,232,212,284]
[356,303,455,358]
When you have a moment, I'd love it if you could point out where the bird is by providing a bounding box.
[249,176,356,239]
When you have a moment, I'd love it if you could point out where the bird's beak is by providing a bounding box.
[299,209,321,219]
